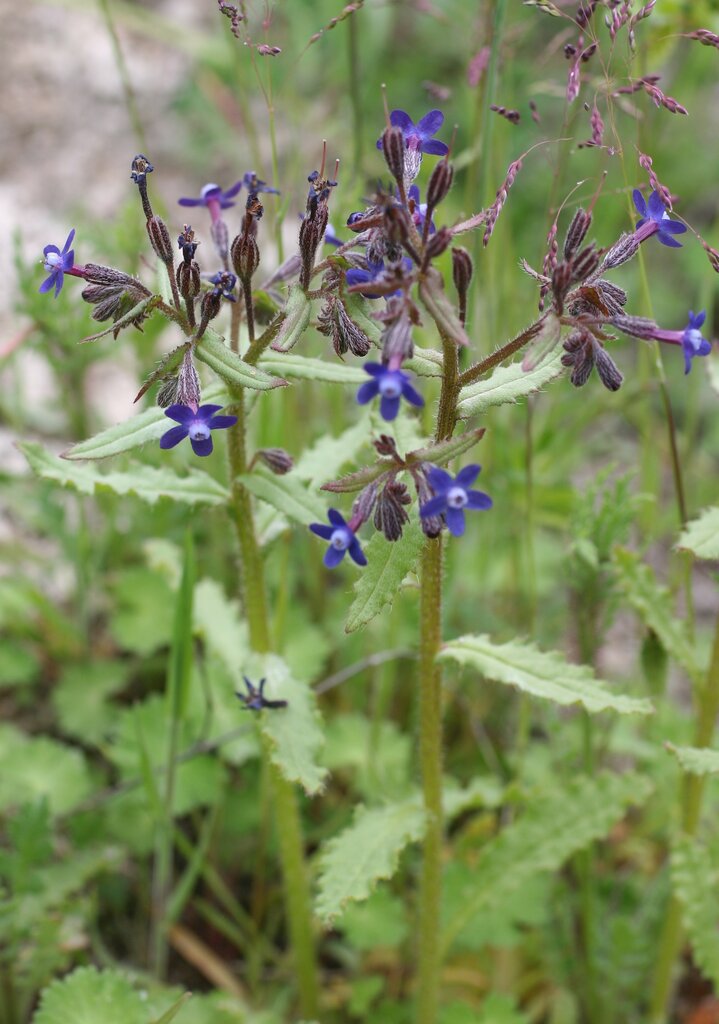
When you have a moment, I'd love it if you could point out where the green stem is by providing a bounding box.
[459,317,545,388]
[649,610,719,1022]
[97,0,146,150]
[348,13,364,180]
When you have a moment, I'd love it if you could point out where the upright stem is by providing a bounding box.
[225,317,319,1017]
[649,610,719,1022]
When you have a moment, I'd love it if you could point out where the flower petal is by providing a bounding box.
[190,435,214,457]
[207,414,238,431]
[420,139,449,156]
[632,189,647,217]
[222,180,243,200]
[416,109,444,137]
[647,191,667,221]
[160,425,189,450]
[348,537,367,566]
[39,273,57,294]
[426,466,453,493]
[53,271,64,297]
[42,244,60,257]
[445,507,466,537]
[455,464,481,488]
[401,380,424,407]
[309,523,334,540]
[324,545,346,569]
[62,228,76,254]
[466,489,493,510]
[345,268,372,287]
[658,233,683,249]
[389,109,414,132]
[178,197,204,207]
[327,508,346,527]
[692,310,707,329]
[420,495,448,518]
[379,394,401,421]
[661,219,687,235]
[356,380,380,405]
[165,404,196,425]
[196,404,223,419]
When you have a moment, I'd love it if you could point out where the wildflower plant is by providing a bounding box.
[17,3,719,1023]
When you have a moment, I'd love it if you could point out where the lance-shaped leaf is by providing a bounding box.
[322,460,395,495]
[666,743,719,775]
[419,267,469,347]
[62,382,229,460]
[238,465,327,525]
[20,442,230,506]
[269,285,313,353]
[259,353,366,384]
[295,414,373,488]
[407,428,486,468]
[457,351,565,419]
[316,798,426,922]
[250,653,327,794]
[195,328,286,390]
[439,634,653,715]
[345,520,424,633]
[442,772,652,951]
[612,547,699,679]
[79,294,161,344]
[521,313,562,371]
[672,836,719,990]
[134,341,191,403]
[677,506,719,560]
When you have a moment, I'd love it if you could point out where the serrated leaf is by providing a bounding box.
[238,465,326,525]
[269,284,313,353]
[666,743,719,775]
[316,798,426,921]
[407,428,486,467]
[294,414,372,488]
[345,521,424,633]
[20,442,230,506]
[612,547,698,678]
[134,341,191,403]
[193,579,249,678]
[672,835,719,989]
[249,654,327,795]
[33,966,146,1024]
[195,328,286,390]
[322,459,395,494]
[259,352,366,384]
[442,772,652,950]
[0,724,92,815]
[79,294,161,344]
[61,382,228,460]
[677,506,719,560]
[439,635,653,715]
[457,351,565,419]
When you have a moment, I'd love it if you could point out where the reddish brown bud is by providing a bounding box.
[563,208,592,259]
[146,216,174,264]
[256,448,294,475]
[424,226,453,263]
[177,260,201,301]
[426,159,454,210]
[381,125,407,184]
[352,482,378,526]
[374,480,411,541]
[231,232,260,280]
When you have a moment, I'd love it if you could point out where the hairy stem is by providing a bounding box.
[459,317,545,388]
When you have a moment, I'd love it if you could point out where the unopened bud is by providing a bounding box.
[563,208,591,259]
[146,216,174,263]
[211,218,229,263]
[374,480,410,541]
[83,263,135,288]
[611,314,658,339]
[451,247,473,325]
[415,469,443,538]
[130,154,154,184]
[177,260,201,300]
[381,308,414,364]
[256,447,294,475]
[352,482,378,525]
[177,350,201,408]
[299,207,328,289]
[426,159,454,210]
[594,346,623,391]
[231,232,260,280]
[424,226,453,262]
[381,125,407,183]
[599,232,639,272]
[178,225,199,263]
[570,244,599,283]
[199,289,222,331]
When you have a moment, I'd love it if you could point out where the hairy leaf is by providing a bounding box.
[322,459,395,494]
[672,835,719,989]
[407,428,486,468]
[442,772,652,950]
[677,506,719,560]
[295,414,372,488]
[79,294,161,344]
[666,743,719,775]
[258,352,366,384]
[20,443,230,506]
[439,635,653,715]
[238,465,326,525]
[316,798,426,922]
[457,352,565,419]
[269,284,313,353]
[345,521,424,633]
[33,966,146,1024]
[193,579,249,678]
[0,724,92,815]
[612,547,698,678]
[134,341,191,403]
[195,329,286,390]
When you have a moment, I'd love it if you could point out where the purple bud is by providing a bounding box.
[256,447,294,474]
[146,216,174,263]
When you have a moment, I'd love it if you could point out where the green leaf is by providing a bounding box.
[439,635,653,715]
[33,967,147,1024]
[79,294,161,344]
[0,724,93,815]
[321,459,395,494]
[134,341,191,403]
[341,291,382,345]
[195,328,286,390]
[238,465,326,525]
[193,579,249,678]
[672,835,719,989]
[61,382,228,460]
[666,743,719,775]
[316,797,426,922]
[419,267,469,347]
[251,654,327,795]
[345,521,424,633]
[151,993,193,1024]
[294,414,372,488]
[677,506,719,560]
[20,442,230,506]
[266,284,312,353]
[457,351,565,419]
[259,352,366,384]
[442,772,653,950]
[53,660,128,745]
[612,547,698,678]
[407,428,486,468]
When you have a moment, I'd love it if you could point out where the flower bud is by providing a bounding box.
[177,350,201,408]
[256,447,294,475]
[211,218,229,264]
[424,226,453,262]
[570,244,600,284]
[381,125,407,184]
[563,207,592,259]
[594,346,623,392]
[415,469,443,538]
[177,260,201,301]
[130,154,154,184]
[199,288,222,330]
[426,159,454,210]
[600,232,639,272]
[373,435,400,459]
[146,215,174,264]
[317,296,371,357]
[352,482,378,526]
[381,307,414,364]
[451,247,473,322]
[374,480,410,541]
[231,232,260,280]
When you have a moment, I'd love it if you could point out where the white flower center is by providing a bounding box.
[201,183,220,199]
[188,423,211,441]
[446,486,468,509]
[44,252,62,271]
[685,328,703,351]
[330,528,350,551]
[379,375,402,399]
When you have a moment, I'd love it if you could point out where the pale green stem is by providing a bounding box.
[97,0,146,150]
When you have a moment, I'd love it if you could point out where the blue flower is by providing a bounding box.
[236,677,288,711]
[356,363,424,421]
[376,109,449,156]
[178,181,243,210]
[39,228,76,298]
[309,509,367,569]
[208,270,238,302]
[681,310,712,374]
[345,260,387,298]
[324,222,343,246]
[160,403,237,457]
[407,184,436,235]
[419,465,492,537]
[241,171,280,195]
[632,189,687,248]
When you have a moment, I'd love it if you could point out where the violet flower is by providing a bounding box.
[236,677,288,711]
[178,182,243,212]
[324,222,343,247]
[632,189,687,248]
[419,465,493,537]
[408,184,436,235]
[309,509,367,568]
[376,109,449,155]
[208,270,238,302]
[356,363,424,421]
[39,228,76,298]
[242,171,280,195]
[160,403,237,457]
[345,260,387,298]
[651,310,712,374]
